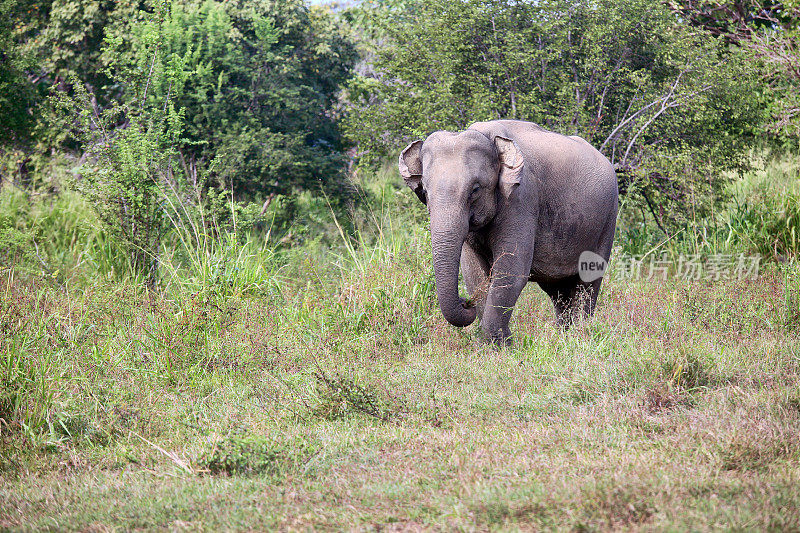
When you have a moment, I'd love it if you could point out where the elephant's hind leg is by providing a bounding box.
[539,277,576,327]
[539,276,603,328]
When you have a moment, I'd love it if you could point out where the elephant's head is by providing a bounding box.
[399,130,524,328]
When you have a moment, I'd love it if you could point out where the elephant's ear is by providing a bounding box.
[494,136,524,199]
[399,140,426,204]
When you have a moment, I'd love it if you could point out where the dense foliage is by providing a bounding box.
[0,0,798,273]
[0,0,38,151]
[345,0,767,230]
[126,0,358,202]
[669,0,800,137]
[3,0,357,204]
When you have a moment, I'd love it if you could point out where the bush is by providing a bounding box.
[197,429,317,476]
[313,370,399,421]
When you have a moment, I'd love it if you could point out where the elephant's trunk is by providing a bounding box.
[430,206,477,327]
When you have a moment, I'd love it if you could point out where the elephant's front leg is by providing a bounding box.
[460,240,490,320]
[482,244,533,345]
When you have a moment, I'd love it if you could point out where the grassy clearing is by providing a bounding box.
[2,156,799,529]
[2,223,799,529]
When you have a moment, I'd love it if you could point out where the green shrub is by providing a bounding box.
[661,348,721,391]
[0,189,43,270]
[197,430,317,476]
[313,371,399,422]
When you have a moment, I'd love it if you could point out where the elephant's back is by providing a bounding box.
[467,120,615,187]
[472,123,618,280]
[467,119,618,249]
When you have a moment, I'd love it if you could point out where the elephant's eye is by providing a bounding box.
[470,184,480,198]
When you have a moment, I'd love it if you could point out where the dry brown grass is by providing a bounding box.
[1,253,799,530]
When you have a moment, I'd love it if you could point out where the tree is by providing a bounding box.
[0,0,47,187]
[13,0,153,103]
[345,0,766,232]
[1,0,147,185]
[122,0,358,212]
[669,0,800,137]
[5,0,357,224]
[55,1,182,287]
[0,0,37,150]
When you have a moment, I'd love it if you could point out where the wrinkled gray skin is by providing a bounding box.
[399,120,618,345]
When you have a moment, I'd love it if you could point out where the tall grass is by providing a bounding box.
[0,188,135,282]
[2,160,800,529]
[2,153,797,291]
[616,153,800,259]
[0,274,61,439]
[157,206,281,300]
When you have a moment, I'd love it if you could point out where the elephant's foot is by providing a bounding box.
[484,324,512,347]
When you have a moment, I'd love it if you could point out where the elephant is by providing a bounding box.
[399,119,618,345]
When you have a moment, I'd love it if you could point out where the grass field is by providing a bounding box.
[2,210,800,529]
[2,157,800,530]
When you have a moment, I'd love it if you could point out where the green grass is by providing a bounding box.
[2,229,799,529]
[617,151,800,259]
[1,157,799,529]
